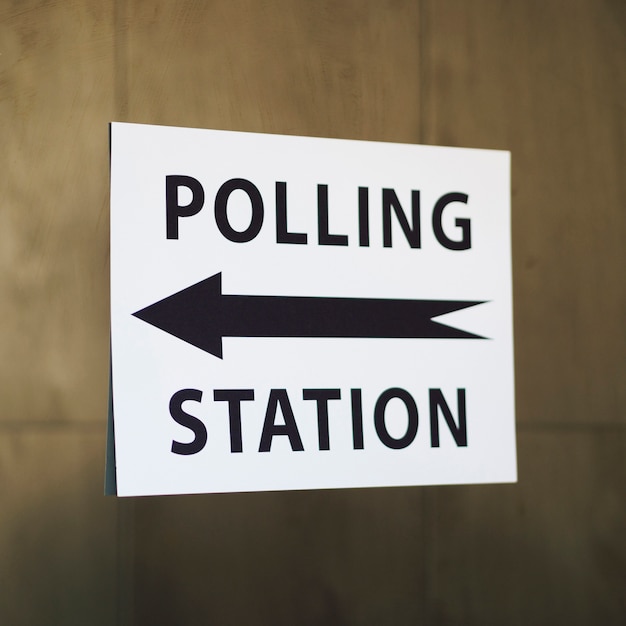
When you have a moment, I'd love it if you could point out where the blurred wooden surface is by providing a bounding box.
[421,0,626,428]
[0,1,624,624]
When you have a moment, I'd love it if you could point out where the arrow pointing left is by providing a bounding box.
[132,273,487,359]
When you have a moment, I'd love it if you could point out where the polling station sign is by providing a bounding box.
[107,122,516,497]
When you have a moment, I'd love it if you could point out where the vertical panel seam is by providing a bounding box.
[114,0,129,121]
[113,3,132,625]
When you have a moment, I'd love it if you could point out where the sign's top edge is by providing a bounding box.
[109,121,511,156]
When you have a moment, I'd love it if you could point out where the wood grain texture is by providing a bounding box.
[120,0,421,142]
[134,488,426,626]
[0,430,117,626]
[423,430,626,625]
[0,3,119,624]
[420,0,626,425]
[420,3,626,623]
[124,3,427,624]
[0,0,113,424]
[1,1,625,624]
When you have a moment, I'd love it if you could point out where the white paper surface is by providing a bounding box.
[109,122,516,496]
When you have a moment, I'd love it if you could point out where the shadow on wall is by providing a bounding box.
[131,487,427,626]
[1,430,625,626]
[0,429,118,626]
[131,432,626,626]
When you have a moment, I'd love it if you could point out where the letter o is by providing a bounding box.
[374,388,419,449]
[214,178,264,243]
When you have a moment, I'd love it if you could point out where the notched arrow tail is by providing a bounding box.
[132,272,487,358]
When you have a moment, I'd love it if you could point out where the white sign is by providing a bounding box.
[108,122,516,497]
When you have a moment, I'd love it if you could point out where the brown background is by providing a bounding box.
[1,1,625,624]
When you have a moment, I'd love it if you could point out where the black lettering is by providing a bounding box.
[276,182,307,244]
[214,389,255,453]
[432,192,471,250]
[170,388,207,455]
[382,189,421,248]
[318,184,348,246]
[350,388,364,450]
[166,175,205,239]
[259,389,304,452]
[214,178,264,243]
[358,187,370,247]
[303,388,341,451]
[374,387,418,449]
[429,388,468,447]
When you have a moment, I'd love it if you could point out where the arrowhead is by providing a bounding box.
[133,273,224,358]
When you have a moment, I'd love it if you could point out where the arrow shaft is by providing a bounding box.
[133,273,487,358]
[216,294,482,339]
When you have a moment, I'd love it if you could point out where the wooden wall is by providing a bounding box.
[1,1,624,624]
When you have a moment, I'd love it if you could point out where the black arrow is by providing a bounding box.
[133,273,487,359]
